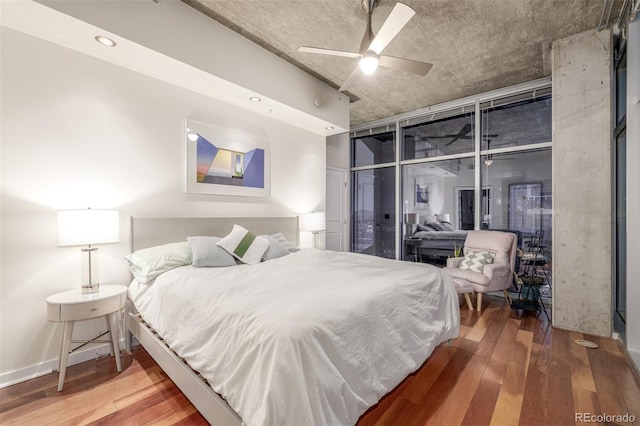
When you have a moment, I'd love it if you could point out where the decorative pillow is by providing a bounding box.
[187,236,237,268]
[429,222,445,231]
[415,223,434,232]
[459,251,495,273]
[217,225,270,265]
[125,242,192,283]
[271,232,300,252]
[440,221,454,231]
[261,235,290,261]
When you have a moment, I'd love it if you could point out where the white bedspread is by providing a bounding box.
[129,249,459,426]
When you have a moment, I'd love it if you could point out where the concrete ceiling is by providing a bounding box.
[183,0,623,127]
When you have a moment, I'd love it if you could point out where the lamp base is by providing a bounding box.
[81,283,100,294]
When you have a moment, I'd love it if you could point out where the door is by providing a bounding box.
[326,167,347,251]
[457,189,475,230]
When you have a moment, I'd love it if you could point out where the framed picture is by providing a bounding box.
[185,120,270,197]
[415,179,429,205]
[508,183,541,233]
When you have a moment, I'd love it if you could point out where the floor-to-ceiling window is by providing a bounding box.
[350,80,553,280]
[351,127,396,259]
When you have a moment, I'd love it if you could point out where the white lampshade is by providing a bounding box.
[439,213,451,223]
[404,213,419,224]
[57,209,120,246]
[300,212,326,233]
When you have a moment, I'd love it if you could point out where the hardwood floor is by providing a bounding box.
[1,296,639,425]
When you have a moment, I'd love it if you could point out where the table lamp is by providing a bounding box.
[438,213,451,223]
[57,209,120,293]
[403,213,419,238]
[300,212,326,249]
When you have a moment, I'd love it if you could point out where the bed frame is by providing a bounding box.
[126,216,299,425]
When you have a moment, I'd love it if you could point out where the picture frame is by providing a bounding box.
[184,119,271,197]
[415,179,429,205]
[508,182,542,233]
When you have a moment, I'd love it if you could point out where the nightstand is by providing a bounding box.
[46,285,127,391]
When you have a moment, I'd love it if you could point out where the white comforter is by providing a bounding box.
[129,249,459,426]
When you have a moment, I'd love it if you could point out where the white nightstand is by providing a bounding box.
[46,285,127,391]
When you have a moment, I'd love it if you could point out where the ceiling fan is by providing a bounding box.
[298,0,433,92]
[426,123,500,146]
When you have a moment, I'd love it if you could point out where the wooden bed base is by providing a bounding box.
[125,216,300,425]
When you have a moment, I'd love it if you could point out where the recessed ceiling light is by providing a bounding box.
[95,35,116,47]
[325,126,334,130]
[249,96,261,102]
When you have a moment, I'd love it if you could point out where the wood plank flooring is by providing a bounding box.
[1,296,639,425]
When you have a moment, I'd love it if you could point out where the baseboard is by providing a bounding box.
[626,348,640,383]
[0,339,127,389]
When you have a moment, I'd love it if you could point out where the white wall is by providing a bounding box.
[0,28,330,381]
[626,16,640,370]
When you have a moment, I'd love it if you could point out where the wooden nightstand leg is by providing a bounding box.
[57,320,74,392]
[107,311,122,372]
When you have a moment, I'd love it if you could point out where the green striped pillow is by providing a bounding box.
[216,225,270,265]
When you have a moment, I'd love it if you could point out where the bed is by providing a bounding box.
[126,217,460,426]
[412,229,469,258]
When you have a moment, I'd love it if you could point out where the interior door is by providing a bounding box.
[326,167,347,251]
[458,189,474,230]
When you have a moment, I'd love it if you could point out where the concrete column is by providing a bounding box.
[552,29,612,336]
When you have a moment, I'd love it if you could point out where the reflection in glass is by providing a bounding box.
[352,167,396,259]
[403,112,475,160]
[616,130,626,322]
[480,149,552,285]
[616,53,627,125]
[402,157,475,230]
[481,94,552,150]
[352,131,395,167]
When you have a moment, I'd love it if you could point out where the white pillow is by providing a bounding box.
[217,225,270,265]
[187,236,237,268]
[271,232,300,252]
[261,235,290,261]
[459,250,495,273]
[125,242,192,283]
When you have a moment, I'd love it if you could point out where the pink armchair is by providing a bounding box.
[444,230,517,311]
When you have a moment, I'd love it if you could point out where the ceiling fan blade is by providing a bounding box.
[299,46,361,59]
[368,2,416,55]
[339,66,361,92]
[378,55,433,76]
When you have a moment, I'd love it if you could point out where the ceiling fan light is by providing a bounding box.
[359,55,379,75]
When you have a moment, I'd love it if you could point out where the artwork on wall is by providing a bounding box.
[508,182,541,233]
[415,179,430,205]
[185,120,270,197]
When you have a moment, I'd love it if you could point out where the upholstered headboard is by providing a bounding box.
[131,217,299,252]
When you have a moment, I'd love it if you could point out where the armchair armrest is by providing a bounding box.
[447,257,464,268]
[483,263,510,279]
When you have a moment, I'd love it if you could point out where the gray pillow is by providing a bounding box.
[261,235,290,261]
[271,232,300,252]
[440,221,454,231]
[187,236,237,268]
